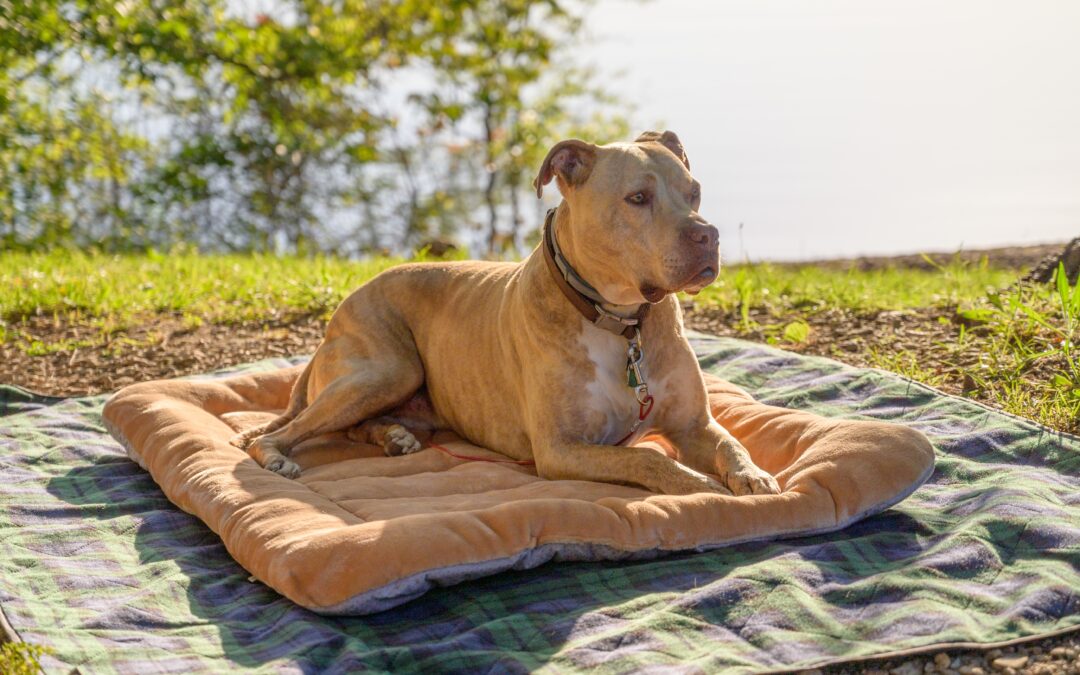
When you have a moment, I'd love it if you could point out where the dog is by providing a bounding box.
[233,131,780,497]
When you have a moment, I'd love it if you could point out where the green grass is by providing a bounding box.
[696,258,1017,315]
[1,250,1017,326]
[0,249,405,326]
[864,347,952,390]
[1,249,1076,433]
[951,267,1080,430]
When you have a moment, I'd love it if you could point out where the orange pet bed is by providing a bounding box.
[103,363,934,614]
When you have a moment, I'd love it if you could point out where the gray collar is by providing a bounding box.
[550,224,611,307]
[543,208,648,336]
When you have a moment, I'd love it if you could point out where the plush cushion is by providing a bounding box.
[102,364,934,614]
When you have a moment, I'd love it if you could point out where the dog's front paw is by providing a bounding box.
[264,455,302,479]
[383,424,422,456]
[719,463,780,497]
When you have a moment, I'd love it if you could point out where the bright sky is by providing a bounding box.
[582,0,1080,260]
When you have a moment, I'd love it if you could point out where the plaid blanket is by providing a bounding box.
[1,335,1077,673]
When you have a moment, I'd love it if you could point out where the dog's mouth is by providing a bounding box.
[640,265,717,302]
[680,265,718,295]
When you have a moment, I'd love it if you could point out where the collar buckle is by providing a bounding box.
[593,304,640,334]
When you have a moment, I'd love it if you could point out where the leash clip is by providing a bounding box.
[634,384,651,406]
[626,328,651,405]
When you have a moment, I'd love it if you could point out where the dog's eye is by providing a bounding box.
[626,191,650,206]
[691,186,701,202]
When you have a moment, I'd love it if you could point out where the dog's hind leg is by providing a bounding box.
[349,418,426,456]
[348,389,442,456]
[230,357,315,451]
[247,350,425,478]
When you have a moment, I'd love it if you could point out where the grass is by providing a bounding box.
[0,248,405,326]
[950,266,1080,430]
[0,249,1017,326]
[696,257,1017,315]
[864,347,952,390]
[1,249,1076,433]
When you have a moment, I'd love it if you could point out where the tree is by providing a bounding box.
[0,0,632,255]
[393,1,632,256]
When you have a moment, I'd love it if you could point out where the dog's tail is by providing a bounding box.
[230,358,314,450]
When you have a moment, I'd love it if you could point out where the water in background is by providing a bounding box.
[582,0,1080,261]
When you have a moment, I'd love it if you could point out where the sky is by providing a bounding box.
[580,0,1080,260]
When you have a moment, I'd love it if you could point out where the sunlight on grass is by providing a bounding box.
[697,260,1017,314]
[864,348,951,390]
[2,251,1018,328]
[954,264,1080,429]
[0,249,403,325]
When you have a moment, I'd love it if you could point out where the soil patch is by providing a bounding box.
[0,314,326,396]
[0,308,965,398]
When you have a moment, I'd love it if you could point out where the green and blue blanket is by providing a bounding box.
[0,335,1077,673]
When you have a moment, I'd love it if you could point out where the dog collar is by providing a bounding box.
[541,208,649,339]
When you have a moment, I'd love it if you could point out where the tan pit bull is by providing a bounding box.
[233,131,780,497]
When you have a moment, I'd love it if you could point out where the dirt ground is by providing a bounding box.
[0,305,988,400]
[1,241,1077,673]
[0,313,328,397]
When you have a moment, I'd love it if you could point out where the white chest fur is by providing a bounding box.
[578,326,659,445]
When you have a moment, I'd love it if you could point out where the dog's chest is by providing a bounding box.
[578,329,660,445]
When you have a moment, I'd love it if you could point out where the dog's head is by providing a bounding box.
[534,130,719,306]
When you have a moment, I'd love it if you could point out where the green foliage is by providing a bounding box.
[782,320,810,344]
[381,2,631,255]
[0,641,52,674]
[0,85,153,249]
[0,0,626,254]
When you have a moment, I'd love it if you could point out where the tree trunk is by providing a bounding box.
[483,110,499,255]
[508,169,522,255]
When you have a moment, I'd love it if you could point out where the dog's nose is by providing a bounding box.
[683,222,719,248]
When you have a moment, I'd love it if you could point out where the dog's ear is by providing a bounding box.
[635,130,690,170]
[533,139,597,198]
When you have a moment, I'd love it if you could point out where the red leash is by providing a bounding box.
[613,394,655,446]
